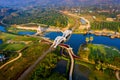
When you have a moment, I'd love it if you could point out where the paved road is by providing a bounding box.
[67,48,74,80]
[59,44,78,80]
[60,11,81,31]
[116,70,120,80]
[0,52,22,69]
[80,17,90,29]
[17,47,52,80]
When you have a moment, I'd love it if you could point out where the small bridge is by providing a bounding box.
[34,26,43,36]
[59,43,79,59]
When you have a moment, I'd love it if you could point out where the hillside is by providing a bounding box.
[3,9,68,27]
[0,0,120,8]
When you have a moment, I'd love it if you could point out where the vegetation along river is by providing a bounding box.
[0,25,120,54]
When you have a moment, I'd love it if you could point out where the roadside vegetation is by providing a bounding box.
[28,48,67,80]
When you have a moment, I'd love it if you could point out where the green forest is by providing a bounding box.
[3,9,68,27]
[91,21,120,32]
[79,44,120,68]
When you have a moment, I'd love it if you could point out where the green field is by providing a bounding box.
[77,44,120,80]
[0,43,25,51]
[79,44,120,67]
[0,32,38,42]
[0,42,50,80]
[7,26,36,34]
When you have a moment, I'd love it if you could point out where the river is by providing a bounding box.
[1,25,120,54]
[0,25,6,32]
[0,25,6,44]
[0,39,2,44]
[18,31,36,35]
[44,32,120,54]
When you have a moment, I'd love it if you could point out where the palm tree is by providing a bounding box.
[85,37,89,43]
[90,36,94,43]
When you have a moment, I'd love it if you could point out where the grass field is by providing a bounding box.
[77,43,120,80]
[0,32,38,42]
[7,26,36,34]
[0,43,25,51]
[0,42,50,80]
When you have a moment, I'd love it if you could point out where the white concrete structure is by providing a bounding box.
[51,30,72,48]
[35,26,42,35]
[51,36,66,48]
[62,30,72,39]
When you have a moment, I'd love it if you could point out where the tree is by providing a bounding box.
[96,63,101,71]
[85,37,89,43]
[90,36,94,43]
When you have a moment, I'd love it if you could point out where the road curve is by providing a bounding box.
[17,48,52,80]
[80,17,90,30]
[0,52,22,69]
[0,17,7,26]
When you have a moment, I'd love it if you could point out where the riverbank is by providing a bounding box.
[73,29,120,39]
[88,30,120,39]
[13,25,63,32]
[8,24,120,40]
